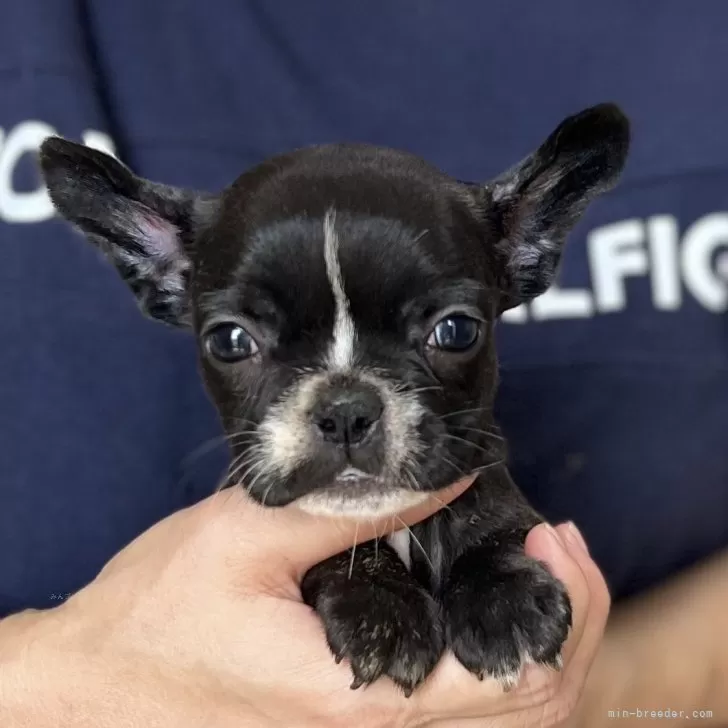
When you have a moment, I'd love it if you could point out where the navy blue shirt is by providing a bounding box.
[1,0,727,616]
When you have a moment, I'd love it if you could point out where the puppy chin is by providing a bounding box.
[293,485,428,519]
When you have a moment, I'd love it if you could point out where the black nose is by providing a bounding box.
[312,384,384,446]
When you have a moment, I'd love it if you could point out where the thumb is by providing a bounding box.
[253,476,476,574]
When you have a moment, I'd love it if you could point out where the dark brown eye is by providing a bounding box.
[204,323,259,362]
[427,315,480,352]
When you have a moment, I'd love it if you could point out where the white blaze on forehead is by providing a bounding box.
[323,209,356,370]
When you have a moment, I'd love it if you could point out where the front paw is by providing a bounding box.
[444,549,572,690]
[311,578,445,696]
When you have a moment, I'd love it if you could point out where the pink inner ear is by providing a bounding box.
[129,208,181,259]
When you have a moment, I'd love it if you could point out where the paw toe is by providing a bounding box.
[446,555,572,686]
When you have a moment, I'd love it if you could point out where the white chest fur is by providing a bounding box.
[386,530,412,570]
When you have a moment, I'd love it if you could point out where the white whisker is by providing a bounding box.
[442,433,493,456]
[348,523,359,580]
[440,406,487,420]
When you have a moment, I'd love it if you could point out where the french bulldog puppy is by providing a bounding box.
[39,102,629,695]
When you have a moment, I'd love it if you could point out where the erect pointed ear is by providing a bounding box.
[479,103,630,310]
[38,137,219,326]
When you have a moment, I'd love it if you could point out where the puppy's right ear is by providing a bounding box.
[480,103,630,310]
[39,137,218,327]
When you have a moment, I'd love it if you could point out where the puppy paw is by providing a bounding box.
[315,580,445,696]
[444,550,572,690]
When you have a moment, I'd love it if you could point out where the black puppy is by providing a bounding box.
[39,103,629,696]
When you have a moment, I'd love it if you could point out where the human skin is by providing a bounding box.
[565,546,728,728]
[0,479,609,728]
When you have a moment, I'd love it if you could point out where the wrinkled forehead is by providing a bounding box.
[192,153,495,332]
[197,210,486,326]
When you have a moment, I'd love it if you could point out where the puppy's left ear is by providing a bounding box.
[39,137,218,326]
[480,103,630,310]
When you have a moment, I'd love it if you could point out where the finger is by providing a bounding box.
[546,523,610,702]
[512,523,611,728]
[200,475,475,572]
[523,523,593,667]
[273,475,476,573]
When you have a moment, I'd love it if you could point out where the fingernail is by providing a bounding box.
[565,522,589,554]
[543,523,566,548]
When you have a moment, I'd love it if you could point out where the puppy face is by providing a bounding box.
[39,104,629,517]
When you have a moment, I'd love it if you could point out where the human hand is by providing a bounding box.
[0,477,469,727]
[0,485,609,728]
[562,547,728,728]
